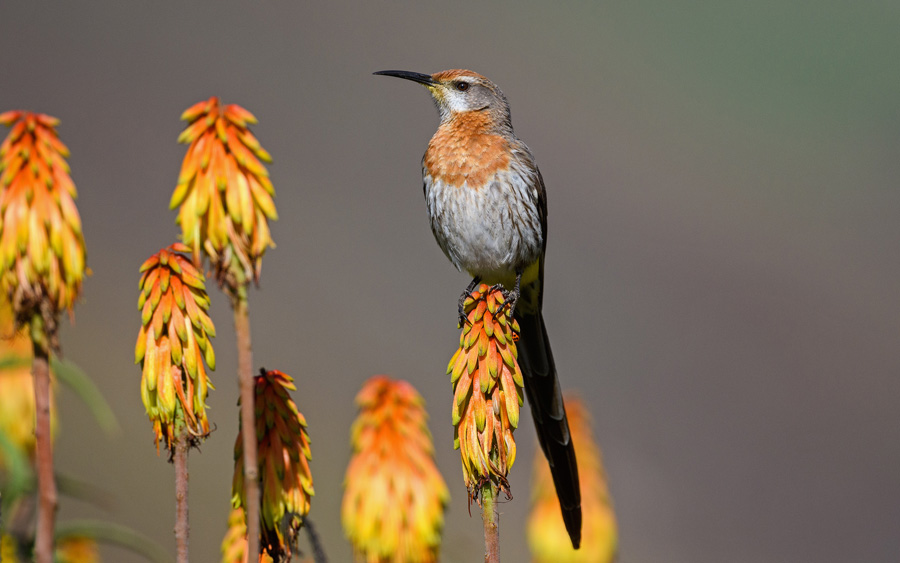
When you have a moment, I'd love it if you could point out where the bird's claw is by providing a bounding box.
[457,306,472,328]
[457,277,481,327]
[494,283,520,318]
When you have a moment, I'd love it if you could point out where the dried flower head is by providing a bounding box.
[448,284,524,497]
[528,396,617,563]
[221,506,275,563]
[0,111,86,340]
[171,97,276,289]
[135,243,216,453]
[342,375,450,563]
[232,369,313,560]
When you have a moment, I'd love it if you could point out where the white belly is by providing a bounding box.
[424,163,543,282]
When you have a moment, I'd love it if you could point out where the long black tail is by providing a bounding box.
[515,306,582,548]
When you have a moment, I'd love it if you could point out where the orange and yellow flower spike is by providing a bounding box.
[448,284,524,496]
[171,97,276,287]
[221,507,274,563]
[0,296,56,458]
[135,243,216,453]
[342,375,450,563]
[232,369,313,560]
[0,534,98,563]
[528,396,618,563]
[54,535,100,563]
[0,357,45,458]
[0,111,86,340]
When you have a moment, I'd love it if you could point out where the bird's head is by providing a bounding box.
[374,69,511,126]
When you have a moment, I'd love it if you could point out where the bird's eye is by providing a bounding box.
[455,81,470,92]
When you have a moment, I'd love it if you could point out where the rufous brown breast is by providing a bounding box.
[423,111,510,189]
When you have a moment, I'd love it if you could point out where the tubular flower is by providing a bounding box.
[528,396,617,563]
[135,243,216,453]
[221,506,274,563]
[448,284,524,496]
[232,369,313,560]
[0,111,86,332]
[342,375,450,563]
[171,97,276,287]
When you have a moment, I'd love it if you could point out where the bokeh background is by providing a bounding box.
[2,2,899,561]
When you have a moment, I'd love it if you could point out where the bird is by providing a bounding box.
[374,68,582,549]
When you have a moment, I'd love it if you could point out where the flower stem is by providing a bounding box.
[481,481,500,563]
[233,294,260,560]
[173,428,190,563]
[32,335,56,563]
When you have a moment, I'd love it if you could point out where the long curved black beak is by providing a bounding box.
[373,70,436,86]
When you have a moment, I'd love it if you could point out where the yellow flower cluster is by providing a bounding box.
[448,284,524,494]
[342,375,449,563]
[135,243,216,453]
[54,536,100,563]
[1,534,98,563]
[0,297,56,458]
[171,97,276,286]
[0,111,85,328]
[220,506,274,563]
[528,396,618,563]
[232,369,313,559]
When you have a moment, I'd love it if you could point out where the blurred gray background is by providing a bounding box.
[2,1,899,561]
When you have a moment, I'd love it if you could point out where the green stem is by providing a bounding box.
[32,328,56,563]
[481,481,500,563]
[233,293,260,561]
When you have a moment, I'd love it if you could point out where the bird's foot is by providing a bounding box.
[491,283,520,318]
[457,277,482,327]
[495,272,522,318]
[457,304,471,328]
